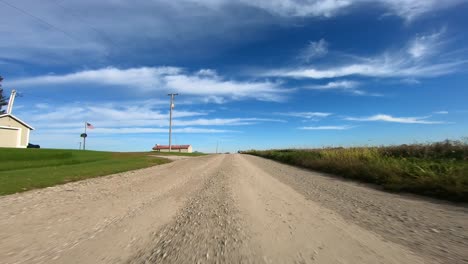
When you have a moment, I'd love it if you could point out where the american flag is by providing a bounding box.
[86,122,94,129]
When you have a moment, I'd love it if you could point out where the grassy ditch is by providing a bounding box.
[0,148,170,196]
[244,140,468,202]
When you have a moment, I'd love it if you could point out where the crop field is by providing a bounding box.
[0,148,170,195]
[244,140,468,202]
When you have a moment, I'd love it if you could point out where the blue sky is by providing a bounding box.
[1,0,467,153]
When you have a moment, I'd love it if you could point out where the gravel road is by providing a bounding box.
[1,154,467,263]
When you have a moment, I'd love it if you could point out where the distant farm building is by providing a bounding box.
[153,144,193,153]
[0,114,34,148]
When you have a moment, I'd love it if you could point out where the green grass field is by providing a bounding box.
[0,148,170,196]
[244,140,468,202]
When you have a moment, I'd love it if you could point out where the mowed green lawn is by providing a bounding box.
[0,148,171,196]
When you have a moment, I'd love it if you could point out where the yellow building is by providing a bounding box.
[0,114,34,148]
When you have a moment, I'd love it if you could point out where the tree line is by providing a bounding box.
[0,76,8,114]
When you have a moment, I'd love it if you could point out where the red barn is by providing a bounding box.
[152,144,193,153]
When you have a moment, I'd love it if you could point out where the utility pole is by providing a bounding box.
[216,141,219,154]
[6,89,17,115]
[168,93,178,152]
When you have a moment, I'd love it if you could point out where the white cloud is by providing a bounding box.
[408,30,445,59]
[16,101,284,137]
[266,30,466,80]
[299,125,352,130]
[308,80,358,90]
[433,111,449,114]
[174,118,285,126]
[202,96,226,104]
[408,40,429,59]
[310,80,358,89]
[378,0,467,21]
[0,1,352,66]
[9,67,180,89]
[196,69,218,77]
[299,39,329,62]
[1,0,464,67]
[345,114,445,124]
[163,71,287,102]
[238,0,352,17]
[218,0,465,19]
[42,127,236,134]
[28,104,205,125]
[40,118,276,129]
[401,78,421,85]
[9,67,288,102]
[267,56,465,79]
[307,80,382,96]
[278,112,332,119]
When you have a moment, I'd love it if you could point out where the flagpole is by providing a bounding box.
[83,121,87,150]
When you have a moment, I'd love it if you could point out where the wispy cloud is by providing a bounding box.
[229,0,352,17]
[267,60,464,79]
[345,114,445,124]
[433,111,449,114]
[42,127,237,134]
[220,0,465,20]
[17,101,283,136]
[10,67,289,102]
[310,80,358,89]
[306,80,375,95]
[407,29,445,59]
[1,1,463,68]
[173,118,285,126]
[378,0,467,21]
[28,103,205,125]
[266,30,466,80]
[299,125,352,130]
[278,112,332,119]
[298,39,328,62]
[9,67,181,89]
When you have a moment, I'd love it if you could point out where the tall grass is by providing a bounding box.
[244,140,468,202]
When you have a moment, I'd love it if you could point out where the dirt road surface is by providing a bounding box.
[1,154,467,263]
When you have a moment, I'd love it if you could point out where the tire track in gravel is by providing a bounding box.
[128,155,260,264]
[243,154,468,264]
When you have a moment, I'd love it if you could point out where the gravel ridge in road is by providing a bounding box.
[243,155,468,263]
[129,155,258,264]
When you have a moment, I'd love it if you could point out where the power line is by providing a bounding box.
[2,0,120,59]
[0,0,78,41]
[50,1,118,47]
